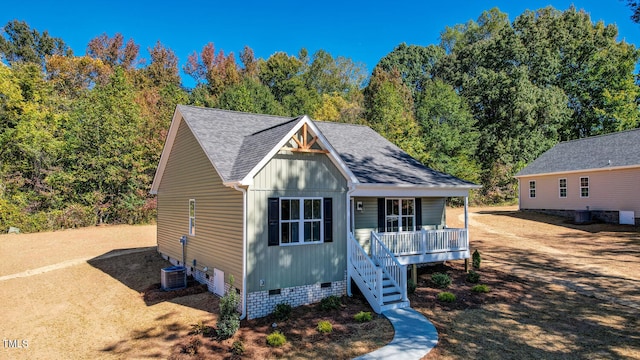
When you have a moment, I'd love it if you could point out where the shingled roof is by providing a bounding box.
[153,105,477,191]
[515,128,640,177]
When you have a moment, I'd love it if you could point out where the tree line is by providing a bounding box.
[1,6,639,232]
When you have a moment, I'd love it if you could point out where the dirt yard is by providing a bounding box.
[1,207,638,359]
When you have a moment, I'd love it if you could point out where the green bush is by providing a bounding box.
[190,320,213,336]
[407,278,417,294]
[231,340,245,355]
[437,292,456,303]
[273,303,292,321]
[354,311,373,322]
[317,320,333,333]
[216,276,240,339]
[320,295,342,310]
[472,249,481,269]
[472,284,490,293]
[466,270,480,283]
[431,273,452,288]
[266,331,286,347]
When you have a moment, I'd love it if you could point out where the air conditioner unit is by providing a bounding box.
[161,266,186,291]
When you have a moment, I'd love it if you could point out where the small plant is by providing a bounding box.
[317,320,333,333]
[190,320,214,336]
[466,270,480,283]
[354,311,373,322]
[216,276,240,339]
[320,295,342,310]
[407,278,417,294]
[437,291,456,303]
[472,284,491,293]
[181,337,201,355]
[266,331,287,347]
[231,340,245,355]
[431,273,452,288]
[273,303,292,321]
[472,249,481,269]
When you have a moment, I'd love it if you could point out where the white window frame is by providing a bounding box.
[580,177,589,198]
[529,181,536,198]
[279,197,323,246]
[385,198,416,232]
[188,199,196,236]
[559,178,567,198]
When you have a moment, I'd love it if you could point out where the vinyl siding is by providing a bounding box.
[246,152,347,293]
[519,167,640,214]
[352,197,446,251]
[157,119,243,289]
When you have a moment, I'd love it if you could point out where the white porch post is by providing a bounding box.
[464,195,469,272]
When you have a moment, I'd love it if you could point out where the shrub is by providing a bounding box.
[216,276,240,339]
[266,331,286,347]
[317,320,333,333]
[431,273,452,288]
[273,303,292,321]
[181,337,201,355]
[407,278,417,294]
[231,340,245,355]
[320,295,342,310]
[354,311,373,322]
[437,292,456,303]
[190,320,213,336]
[466,270,480,283]
[472,249,481,269]
[472,284,490,293]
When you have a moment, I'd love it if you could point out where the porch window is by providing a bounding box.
[580,177,589,198]
[529,181,536,198]
[559,178,567,198]
[385,198,415,232]
[188,199,196,236]
[280,198,323,245]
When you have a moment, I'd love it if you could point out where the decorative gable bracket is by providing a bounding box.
[282,123,329,154]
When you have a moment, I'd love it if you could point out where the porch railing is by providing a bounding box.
[376,228,468,256]
[371,231,408,302]
[348,233,383,313]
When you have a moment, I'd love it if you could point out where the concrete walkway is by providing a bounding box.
[354,308,438,360]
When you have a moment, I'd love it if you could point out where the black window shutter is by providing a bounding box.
[377,198,385,232]
[323,198,333,242]
[415,198,422,229]
[268,198,279,246]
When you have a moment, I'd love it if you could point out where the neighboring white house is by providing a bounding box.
[515,128,640,225]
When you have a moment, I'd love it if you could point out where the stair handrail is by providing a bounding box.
[348,233,383,308]
[371,231,408,302]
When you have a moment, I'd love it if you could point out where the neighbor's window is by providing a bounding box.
[385,198,415,232]
[529,181,536,198]
[580,177,589,198]
[559,178,567,198]
[189,199,196,236]
[280,198,323,244]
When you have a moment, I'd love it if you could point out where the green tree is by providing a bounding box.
[0,20,70,66]
[216,77,284,115]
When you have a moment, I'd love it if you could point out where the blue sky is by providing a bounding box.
[2,1,638,88]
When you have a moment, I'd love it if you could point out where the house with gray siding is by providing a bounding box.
[515,128,640,225]
[151,105,480,319]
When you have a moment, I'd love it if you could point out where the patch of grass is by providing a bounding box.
[472,284,490,293]
[431,273,452,288]
[437,291,456,303]
[319,295,342,310]
[317,320,333,333]
[266,331,286,347]
[466,270,480,283]
[354,311,373,322]
[273,303,292,321]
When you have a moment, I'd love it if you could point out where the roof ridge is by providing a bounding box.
[250,116,302,136]
[178,104,295,121]
[558,127,640,145]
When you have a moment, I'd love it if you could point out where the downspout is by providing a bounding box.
[346,182,356,297]
[233,184,248,320]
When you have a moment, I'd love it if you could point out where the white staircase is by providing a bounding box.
[348,233,410,313]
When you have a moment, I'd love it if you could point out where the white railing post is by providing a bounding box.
[401,265,408,302]
[421,229,427,255]
[376,268,383,306]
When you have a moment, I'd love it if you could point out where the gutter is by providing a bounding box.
[232,183,248,320]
